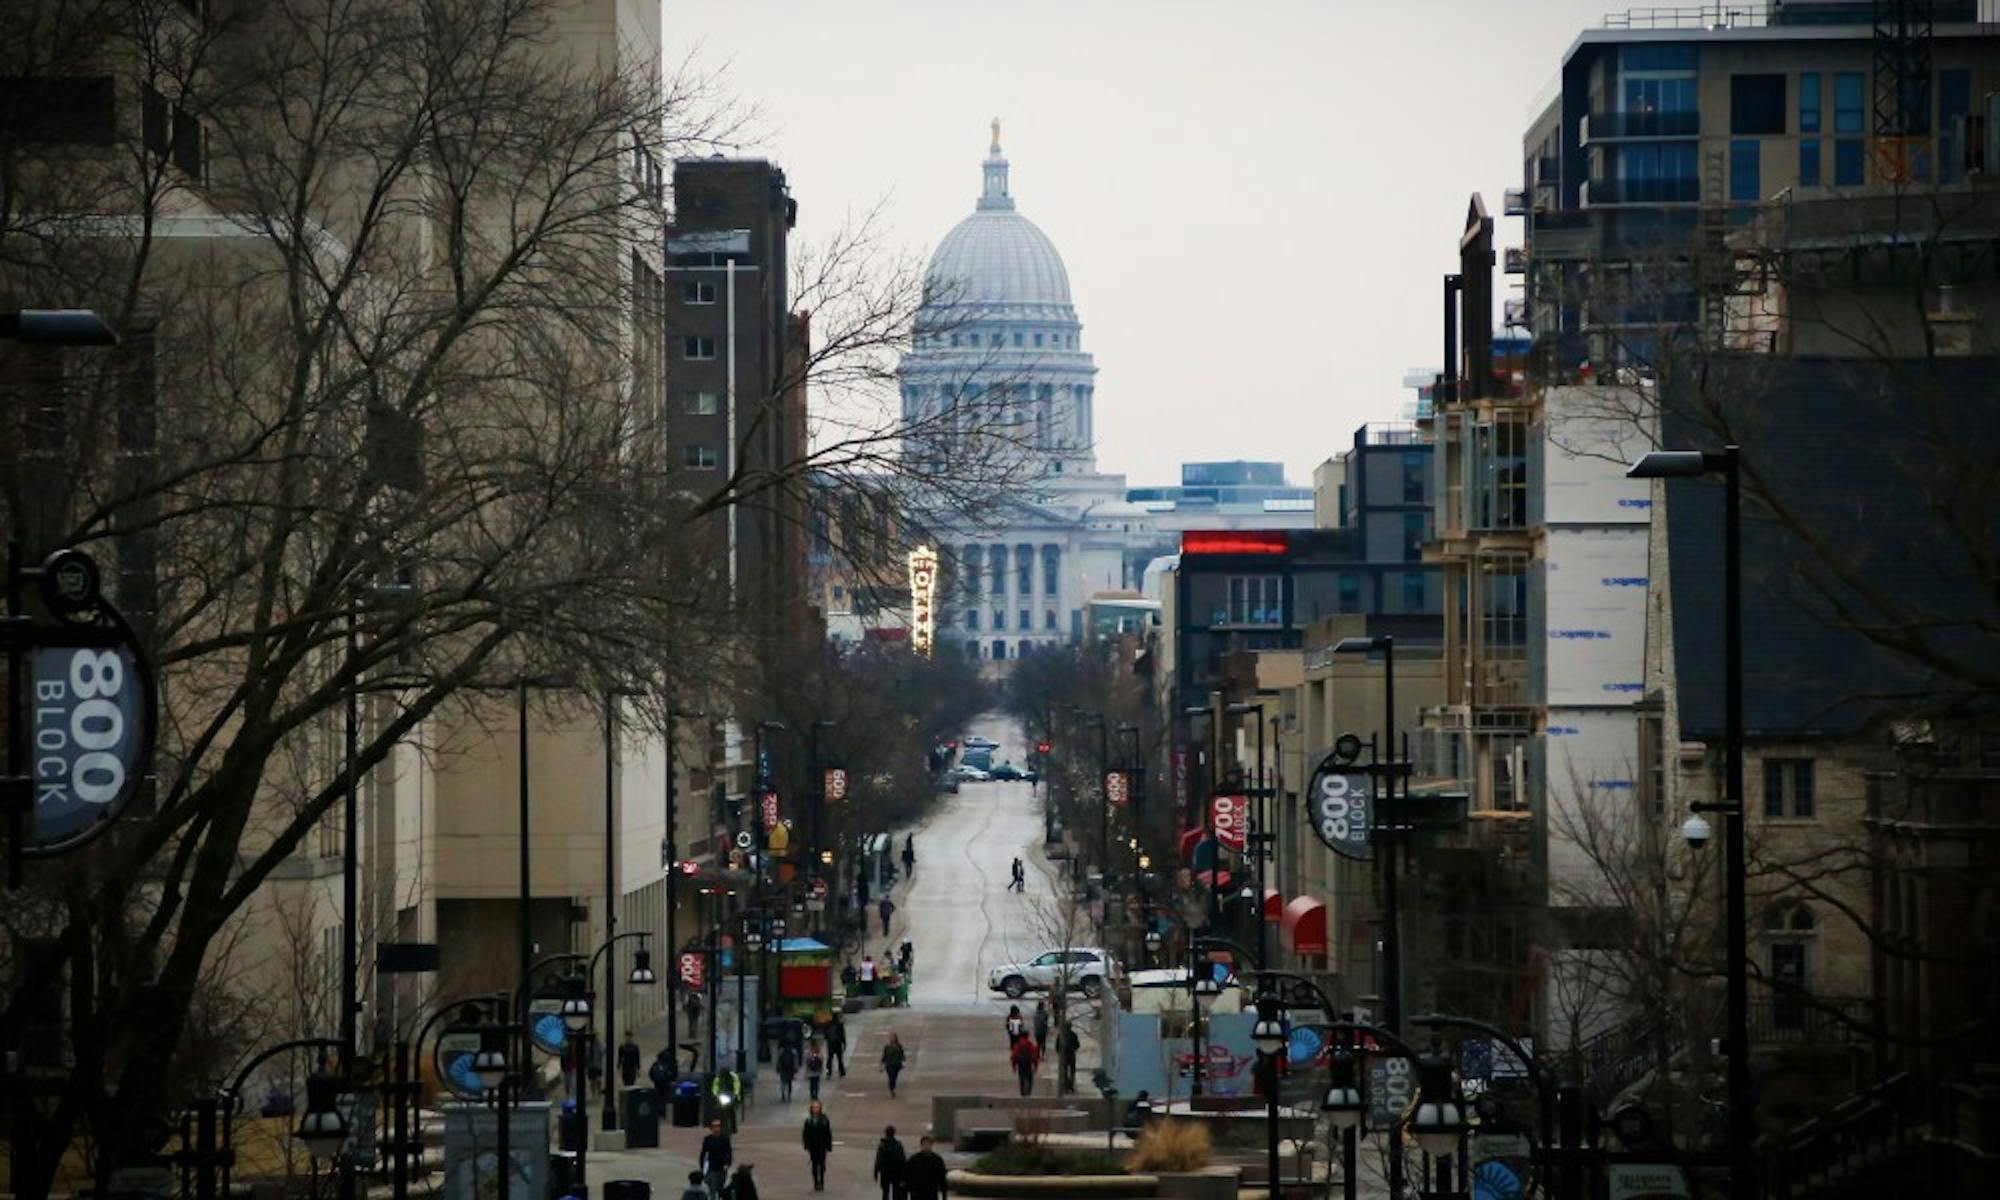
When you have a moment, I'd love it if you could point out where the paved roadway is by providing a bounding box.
[590,712,1090,1198]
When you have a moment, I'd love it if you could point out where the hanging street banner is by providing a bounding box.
[1105,770,1130,807]
[1210,793,1249,853]
[677,950,706,991]
[1172,748,1189,814]
[824,767,848,802]
[759,789,780,831]
[1307,753,1373,861]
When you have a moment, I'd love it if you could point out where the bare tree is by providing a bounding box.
[0,2,1037,1193]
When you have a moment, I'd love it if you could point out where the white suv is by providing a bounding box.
[988,948,1119,1000]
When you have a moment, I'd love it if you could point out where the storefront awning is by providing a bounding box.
[1194,868,1234,888]
[1281,895,1329,956]
[1177,827,1205,862]
[1263,888,1283,923]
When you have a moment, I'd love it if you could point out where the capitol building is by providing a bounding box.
[897,126,1309,662]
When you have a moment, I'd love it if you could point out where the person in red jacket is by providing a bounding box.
[1009,1032,1041,1097]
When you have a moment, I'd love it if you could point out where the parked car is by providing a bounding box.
[988,762,1025,781]
[953,764,990,782]
[963,735,999,749]
[987,947,1121,999]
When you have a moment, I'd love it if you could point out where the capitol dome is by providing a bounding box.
[922,124,1077,320]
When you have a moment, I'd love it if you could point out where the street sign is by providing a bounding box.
[824,768,847,801]
[677,950,705,990]
[1306,754,1373,861]
[1172,748,1189,813]
[1210,794,1249,852]
[24,636,154,854]
[677,859,701,876]
[435,1030,484,1100]
[734,830,753,849]
[1105,771,1130,807]
[1365,1052,1417,1132]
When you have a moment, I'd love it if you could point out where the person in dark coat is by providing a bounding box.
[649,1048,674,1109]
[776,1043,799,1102]
[618,1030,642,1088]
[878,895,896,936]
[1031,1001,1049,1053]
[801,1101,834,1191]
[905,1135,949,1200]
[873,1125,908,1200]
[827,1015,849,1077]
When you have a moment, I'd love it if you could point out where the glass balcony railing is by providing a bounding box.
[1583,176,1700,205]
[1583,109,1700,140]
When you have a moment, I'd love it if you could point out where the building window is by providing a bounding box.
[951,334,961,347]
[1033,332,1044,347]
[1729,74,1786,135]
[1729,139,1761,205]
[1762,758,1816,819]
[683,445,717,469]
[965,610,979,631]
[1402,512,1427,560]
[1833,138,1864,186]
[992,639,1007,660]
[990,332,1003,347]
[685,390,720,415]
[1798,72,1820,133]
[1833,72,1865,132]
[1939,69,1970,184]
[1042,544,1060,595]
[1762,905,1816,1031]
[1019,608,1030,631]
[1799,139,1821,188]
[1337,573,1361,615]
[988,545,1007,594]
[1226,576,1282,626]
[1402,451,1426,502]
[1402,571,1427,613]
[1015,544,1033,593]
[992,609,1005,631]
[683,336,716,360]
[962,544,982,598]
[1013,331,1023,347]
[684,280,716,304]
[1833,71,1865,186]
[1045,608,1058,630]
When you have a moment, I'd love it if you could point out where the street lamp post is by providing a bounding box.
[1225,702,1272,972]
[663,708,702,1069]
[1629,446,1750,1200]
[600,685,644,1130]
[1249,981,1287,1194]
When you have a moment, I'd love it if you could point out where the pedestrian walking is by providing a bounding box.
[1008,858,1025,892]
[897,940,914,976]
[806,1045,825,1101]
[678,1169,708,1200]
[1010,1032,1041,1097]
[801,1101,834,1192]
[1004,1004,1026,1048]
[881,1030,908,1097]
[698,1117,733,1199]
[1031,1001,1050,1053]
[905,1135,950,1200]
[878,895,896,936]
[901,835,915,878]
[828,1016,848,1077]
[649,1047,674,1110]
[874,1125,908,1200]
[618,1030,642,1088]
[730,1164,760,1200]
[710,1067,743,1134]
[777,1042,798,1102]
[860,953,879,995]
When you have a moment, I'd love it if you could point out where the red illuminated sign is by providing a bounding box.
[677,859,700,876]
[1181,530,1288,555]
[760,789,780,831]
[677,951,705,990]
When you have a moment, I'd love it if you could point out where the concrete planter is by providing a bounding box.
[948,1170,1160,1198]
[1151,1167,1242,1200]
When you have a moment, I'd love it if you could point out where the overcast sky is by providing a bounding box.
[672,0,1613,486]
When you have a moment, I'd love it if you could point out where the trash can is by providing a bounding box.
[671,1077,704,1128]
[622,1087,660,1149]
[603,1182,652,1200]
[548,1149,581,1196]
[557,1103,587,1153]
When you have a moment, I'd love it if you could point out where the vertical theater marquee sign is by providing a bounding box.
[907,545,938,657]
